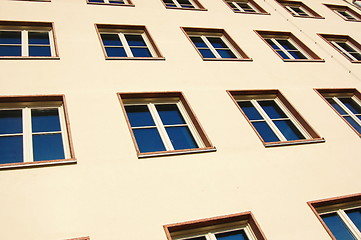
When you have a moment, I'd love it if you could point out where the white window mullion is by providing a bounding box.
[21,30,29,57]
[22,108,33,162]
[48,30,55,57]
[332,42,357,61]
[252,100,287,141]
[234,2,245,12]
[206,233,216,240]
[333,97,361,126]
[148,104,174,151]
[176,102,204,148]
[173,0,182,8]
[338,210,361,239]
[58,106,70,159]
[202,36,221,58]
[119,33,133,57]
[273,39,296,59]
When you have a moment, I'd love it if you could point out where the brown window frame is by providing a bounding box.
[65,237,90,240]
[255,30,323,62]
[95,24,165,60]
[324,4,361,22]
[318,34,361,63]
[228,89,325,147]
[86,0,134,7]
[223,0,269,15]
[0,21,59,59]
[275,0,323,18]
[308,193,361,240]
[164,212,267,240]
[0,95,76,170]
[118,92,215,158]
[315,88,361,137]
[160,0,207,11]
[181,27,252,61]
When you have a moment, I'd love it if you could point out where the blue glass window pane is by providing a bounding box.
[190,37,207,48]
[207,37,228,48]
[101,34,122,46]
[344,116,361,133]
[130,47,152,57]
[339,98,361,114]
[199,49,216,58]
[28,32,50,44]
[165,126,198,150]
[266,39,280,50]
[238,101,263,120]
[215,229,249,240]
[105,47,127,57]
[29,46,51,56]
[288,50,307,59]
[274,120,305,141]
[125,35,147,46]
[350,52,361,61]
[276,50,290,59]
[259,100,287,119]
[125,105,155,127]
[346,208,361,231]
[33,134,65,161]
[217,49,237,58]
[89,0,105,2]
[180,4,195,8]
[338,42,356,53]
[133,128,166,153]
[252,121,280,142]
[321,213,356,240]
[0,31,21,44]
[32,109,61,133]
[0,110,22,134]
[156,104,185,125]
[327,98,347,115]
[0,46,21,56]
[277,39,297,50]
[0,136,23,164]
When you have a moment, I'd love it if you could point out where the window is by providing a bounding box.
[318,34,361,63]
[324,4,361,21]
[87,0,133,6]
[228,90,324,146]
[164,212,267,240]
[0,21,57,58]
[309,194,361,240]
[256,30,323,61]
[182,27,251,61]
[223,0,269,14]
[355,0,361,8]
[316,89,361,136]
[275,0,323,18]
[96,24,164,59]
[0,95,74,168]
[118,92,215,157]
[162,0,205,10]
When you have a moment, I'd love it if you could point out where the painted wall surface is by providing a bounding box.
[0,0,360,239]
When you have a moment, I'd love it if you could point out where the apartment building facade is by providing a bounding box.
[0,0,360,239]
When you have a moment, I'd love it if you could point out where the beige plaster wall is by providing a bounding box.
[0,0,360,239]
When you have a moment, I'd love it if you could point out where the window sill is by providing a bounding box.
[165,7,207,11]
[138,147,216,158]
[350,60,361,63]
[0,158,77,170]
[0,56,60,60]
[292,15,325,19]
[87,2,135,7]
[233,11,270,15]
[202,58,253,61]
[105,57,165,60]
[264,138,325,147]
[282,59,325,62]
